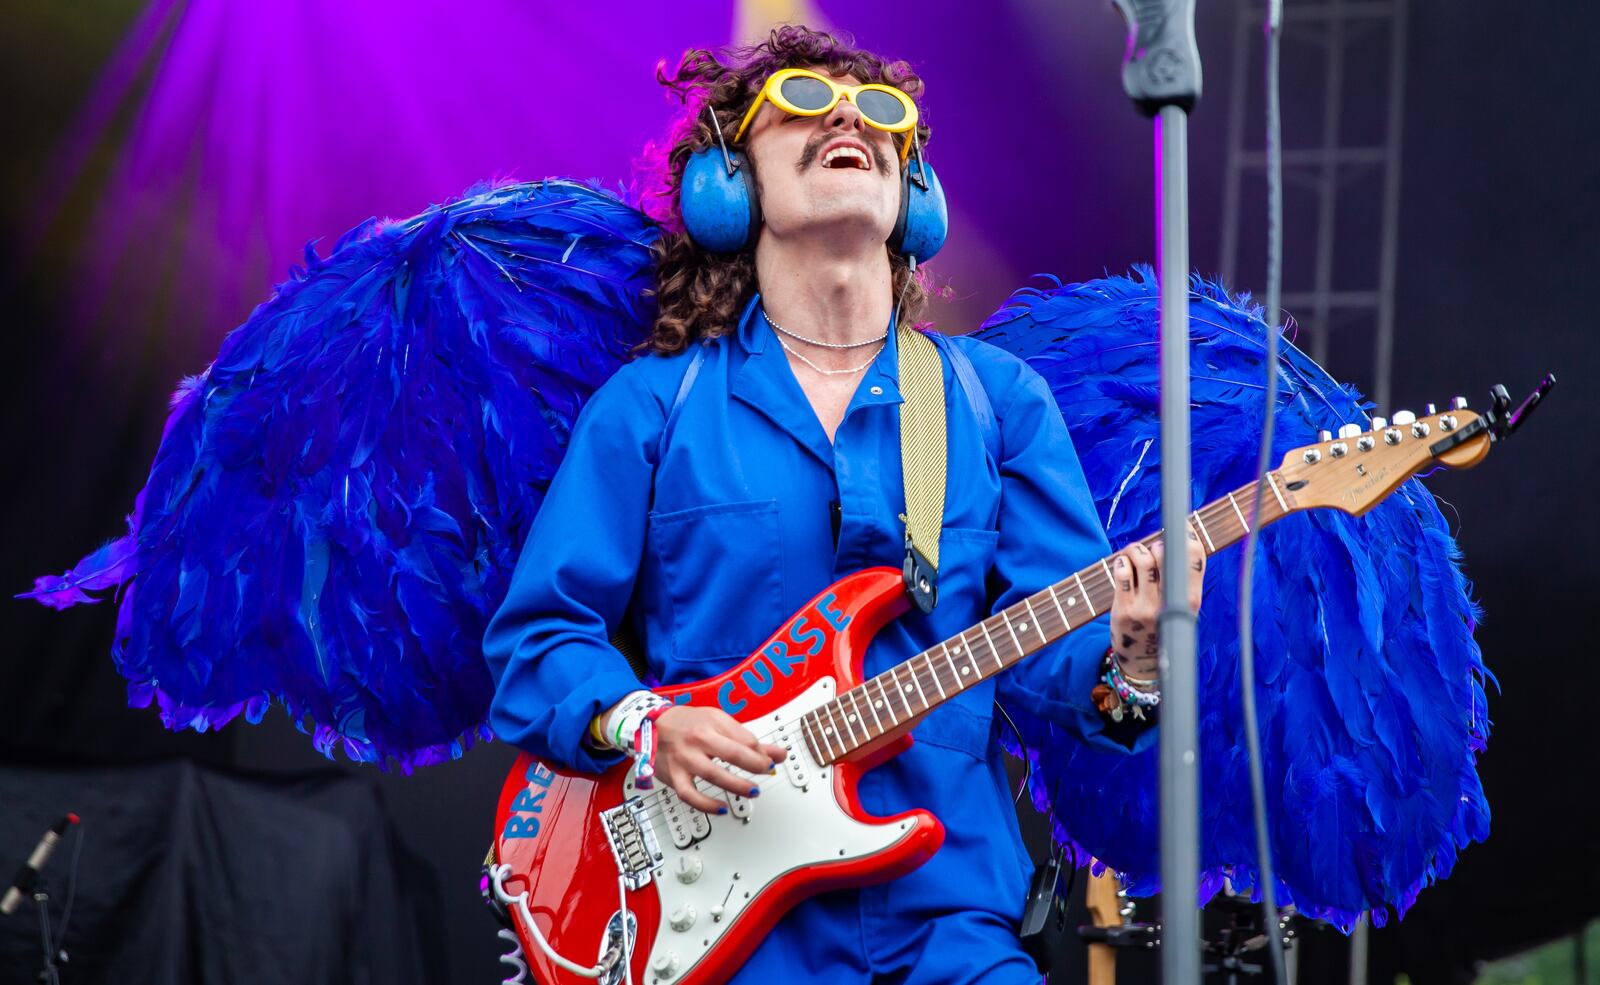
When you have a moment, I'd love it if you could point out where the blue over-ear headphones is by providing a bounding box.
[679,106,948,261]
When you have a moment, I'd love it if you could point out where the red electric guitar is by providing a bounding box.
[488,386,1546,985]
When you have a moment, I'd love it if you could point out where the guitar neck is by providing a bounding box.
[801,471,1301,764]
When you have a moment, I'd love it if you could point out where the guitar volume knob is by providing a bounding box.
[668,904,697,932]
[675,854,703,884]
[651,951,681,978]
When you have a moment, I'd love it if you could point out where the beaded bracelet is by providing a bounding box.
[1094,648,1161,723]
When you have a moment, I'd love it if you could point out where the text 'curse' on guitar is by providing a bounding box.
[487,382,1550,985]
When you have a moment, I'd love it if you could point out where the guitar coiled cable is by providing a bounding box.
[488,863,636,984]
[496,928,529,985]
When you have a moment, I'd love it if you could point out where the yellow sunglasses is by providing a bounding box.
[733,68,920,163]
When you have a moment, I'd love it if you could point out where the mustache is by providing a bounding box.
[796,134,892,174]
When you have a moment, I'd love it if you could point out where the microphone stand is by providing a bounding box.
[33,883,63,985]
[1109,2,1203,981]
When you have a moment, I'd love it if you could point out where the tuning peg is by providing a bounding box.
[1391,410,1416,426]
[1451,396,1468,410]
[1369,416,1387,431]
[1337,424,1361,439]
[1318,429,1332,442]
[1425,403,1437,416]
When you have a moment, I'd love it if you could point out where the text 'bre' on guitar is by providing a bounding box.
[487,379,1552,985]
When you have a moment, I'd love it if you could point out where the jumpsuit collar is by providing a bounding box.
[730,292,906,465]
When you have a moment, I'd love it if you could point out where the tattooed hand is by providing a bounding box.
[1108,528,1207,682]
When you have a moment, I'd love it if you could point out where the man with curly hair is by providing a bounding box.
[484,25,1204,983]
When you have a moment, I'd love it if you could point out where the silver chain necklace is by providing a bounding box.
[762,309,888,350]
[775,335,885,376]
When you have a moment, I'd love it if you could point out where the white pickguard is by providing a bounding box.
[619,677,916,983]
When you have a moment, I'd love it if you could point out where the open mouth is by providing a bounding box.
[821,146,871,171]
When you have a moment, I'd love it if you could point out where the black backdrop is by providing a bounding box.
[3,3,1597,983]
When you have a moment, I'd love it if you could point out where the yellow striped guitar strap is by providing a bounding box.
[897,324,946,613]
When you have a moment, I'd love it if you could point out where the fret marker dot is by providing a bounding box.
[903,685,913,693]
[875,700,883,708]
[1067,596,1077,606]
[1018,622,1028,633]
[961,667,970,676]
[952,644,963,654]
[847,714,857,722]
[824,727,833,735]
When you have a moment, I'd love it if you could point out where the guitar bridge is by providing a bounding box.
[600,798,664,890]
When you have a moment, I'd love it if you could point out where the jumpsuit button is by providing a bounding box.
[870,386,883,395]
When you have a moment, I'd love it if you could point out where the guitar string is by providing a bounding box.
[625,574,1127,828]
[626,607,1081,828]
[614,488,1262,830]
[627,618,1056,825]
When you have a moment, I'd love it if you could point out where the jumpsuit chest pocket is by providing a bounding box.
[647,499,785,669]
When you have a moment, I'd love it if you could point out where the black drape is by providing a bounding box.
[0,762,446,985]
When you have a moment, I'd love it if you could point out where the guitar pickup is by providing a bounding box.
[776,723,812,791]
[661,788,712,849]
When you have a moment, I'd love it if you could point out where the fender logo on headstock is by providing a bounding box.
[1341,465,1391,507]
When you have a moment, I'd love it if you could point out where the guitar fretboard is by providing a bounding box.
[798,471,1299,764]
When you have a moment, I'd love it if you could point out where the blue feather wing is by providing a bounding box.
[977,270,1491,929]
[28,180,660,770]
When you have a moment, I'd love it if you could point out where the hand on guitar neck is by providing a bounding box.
[1108,533,1208,685]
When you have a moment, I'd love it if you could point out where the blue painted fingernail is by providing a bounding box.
[717,806,728,815]
[749,787,761,797]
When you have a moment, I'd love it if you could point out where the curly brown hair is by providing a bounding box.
[637,26,933,355]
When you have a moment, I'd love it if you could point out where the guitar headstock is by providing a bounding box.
[1275,377,1554,516]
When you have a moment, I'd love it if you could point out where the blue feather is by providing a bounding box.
[26,180,660,771]
[976,269,1491,929]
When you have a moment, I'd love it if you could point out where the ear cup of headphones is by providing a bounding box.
[680,146,762,253]
[891,157,948,262]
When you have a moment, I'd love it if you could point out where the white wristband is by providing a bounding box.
[602,690,671,752]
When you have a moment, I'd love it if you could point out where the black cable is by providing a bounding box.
[51,822,84,955]
[994,701,1033,806]
[1238,2,1289,982]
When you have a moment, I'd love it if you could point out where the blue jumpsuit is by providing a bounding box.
[483,296,1150,983]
